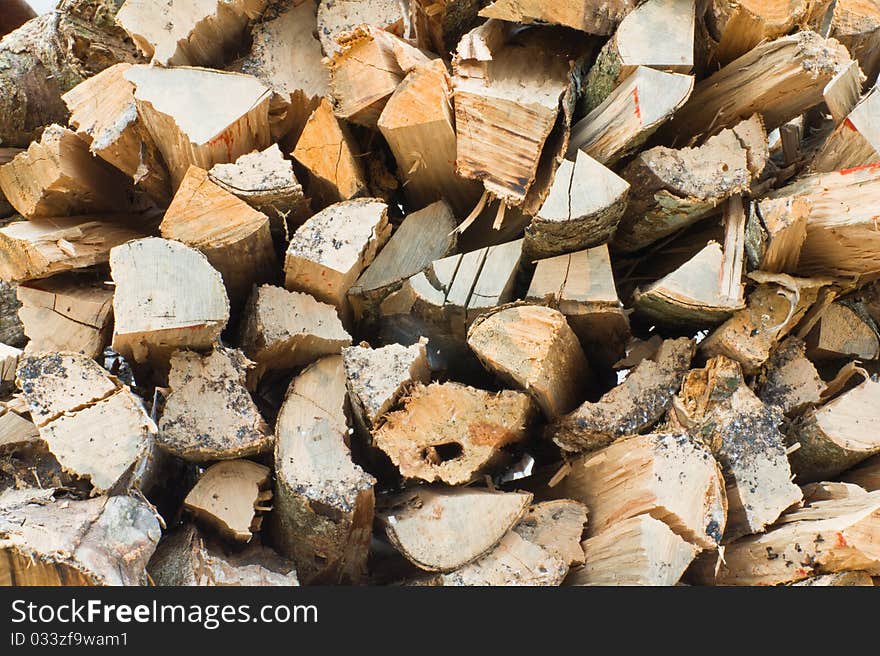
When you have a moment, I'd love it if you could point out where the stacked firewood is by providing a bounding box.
[2,0,880,587]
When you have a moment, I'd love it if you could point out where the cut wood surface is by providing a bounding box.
[17,274,114,358]
[831,0,880,84]
[116,0,267,67]
[373,382,536,484]
[478,0,640,35]
[467,305,591,419]
[805,302,880,361]
[0,490,160,586]
[380,487,532,572]
[811,86,880,174]
[272,355,375,584]
[748,195,811,273]
[158,348,272,462]
[553,432,727,549]
[549,338,695,453]
[756,337,826,416]
[0,344,21,391]
[411,0,482,55]
[316,0,408,55]
[160,165,277,308]
[110,238,230,367]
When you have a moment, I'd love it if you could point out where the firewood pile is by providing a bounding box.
[3,0,880,588]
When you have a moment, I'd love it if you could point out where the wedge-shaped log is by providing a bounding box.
[661,31,852,142]
[568,67,694,166]
[374,382,536,485]
[580,0,695,114]
[349,201,458,322]
[342,340,430,431]
[16,352,157,493]
[757,337,826,416]
[380,487,532,572]
[746,195,811,274]
[284,199,391,320]
[524,151,629,260]
[116,0,267,67]
[159,348,273,462]
[0,344,21,392]
[272,356,375,584]
[292,98,368,206]
[468,305,590,419]
[806,302,880,361]
[379,60,482,216]
[184,460,271,543]
[239,285,351,376]
[208,145,309,241]
[549,337,695,453]
[788,376,880,482]
[674,356,802,540]
[526,245,630,368]
[17,275,113,359]
[411,0,482,57]
[571,515,699,586]
[0,489,160,586]
[478,0,639,35]
[110,238,230,367]
[831,0,880,84]
[160,165,277,308]
[614,117,766,252]
[62,63,171,207]
[811,87,880,173]
[124,66,273,191]
[148,524,299,586]
[317,0,408,55]
[0,125,140,219]
[692,492,880,585]
[0,216,145,283]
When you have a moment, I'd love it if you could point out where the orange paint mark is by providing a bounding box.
[838,161,880,176]
[632,87,641,122]
[843,118,857,132]
[209,131,235,161]
[835,532,847,548]
[795,568,809,578]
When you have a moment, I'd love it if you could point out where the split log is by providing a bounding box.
[124,65,273,191]
[208,145,310,241]
[0,124,141,218]
[614,117,766,253]
[0,0,36,38]
[411,0,482,55]
[842,455,880,491]
[380,487,532,572]
[373,382,536,484]
[16,352,157,493]
[453,28,583,212]
[62,62,171,207]
[806,302,880,361]
[514,500,589,567]
[787,376,880,482]
[580,0,696,115]
[160,165,277,308]
[110,238,230,367]
[239,284,351,376]
[272,355,376,584]
[184,459,272,542]
[342,340,430,431]
[0,0,141,148]
[571,515,699,586]
[378,59,482,216]
[0,277,24,346]
[467,305,591,419]
[316,0,408,56]
[692,492,880,585]
[757,337,826,416]
[148,524,299,586]
[747,195,811,273]
[568,66,694,166]
[382,239,523,339]
[673,356,802,540]
[116,0,267,67]
[811,87,880,173]
[0,411,73,492]
[549,337,695,453]
[523,150,630,260]
[0,343,21,392]
[291,98,368,206]
[284,199,391,320]
[478,0,639,35]
[701,273,832,373]
[525,245,630,369]
[706,0,833,66]
[792,571,875,586]
[0,489,160,586]
[328,26,429,129]
[553,432,727,549]
[0,216,146,283]
[348,200,457,322]
[158,348,273,462]
[660,31,853,143]
[17,274,114,358]
[801,481,868,503]
[831,0,880,85]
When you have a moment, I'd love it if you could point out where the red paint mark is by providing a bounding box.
[835,532,847,548]
[632,87,641,122]
[209,131,235,161]
[795,567,809,578]
[844,117,858,132]
[838,161,880,176]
